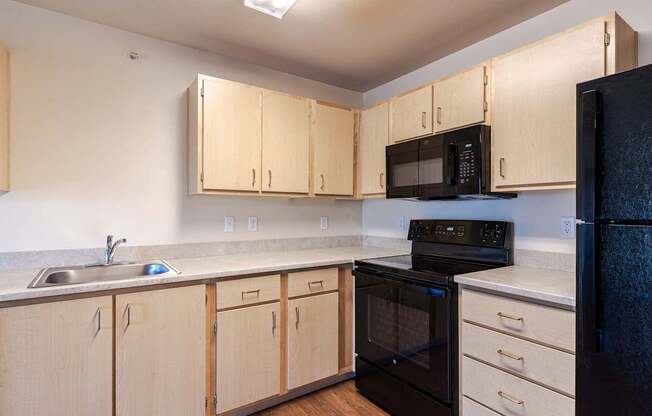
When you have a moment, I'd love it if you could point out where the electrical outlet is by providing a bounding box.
[560,216,575,239]
[247,216,258,232]
[399,216,407,231]
[320,216,329,230]
[224,216,235,233]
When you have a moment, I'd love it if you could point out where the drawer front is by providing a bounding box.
[463,357,574,416]
[461,289,575,352]
[288,268,338,298]
[462,323,575,396]
[217,274,281,309]
[462,396,501,416]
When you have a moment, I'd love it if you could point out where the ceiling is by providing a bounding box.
[16,0,568,91]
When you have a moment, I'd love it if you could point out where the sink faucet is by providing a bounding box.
[104,235,127,265]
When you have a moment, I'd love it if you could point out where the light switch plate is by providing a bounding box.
[224,216,235,233]
[320,216,329,230]
[560,216,575,239]
[248,216,258,232]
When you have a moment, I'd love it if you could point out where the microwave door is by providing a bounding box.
[418,135,448,198]
[386,140,420,198]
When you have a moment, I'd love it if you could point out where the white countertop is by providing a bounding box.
[455,265,575,309]
[0,246,407,304]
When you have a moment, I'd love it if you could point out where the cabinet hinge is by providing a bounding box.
[213,321,217,335]
[200,172,204,184]
[205,397,208,409]
[213,395,218,414]
[200,85,205,98]
[483,74,489,86]
[604,32,611,46]
[483,101,488,112]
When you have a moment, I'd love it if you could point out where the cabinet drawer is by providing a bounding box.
[463,357,574,416]
[462,323,575,395]
[461,289,575,352]
[288,268,338,298]
[462,396,501,416]
[217,275,280,309]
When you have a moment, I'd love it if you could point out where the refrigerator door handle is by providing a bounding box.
[577,223,600,353]
[577,89,600,222]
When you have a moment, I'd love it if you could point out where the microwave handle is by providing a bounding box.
[447,143,458,186]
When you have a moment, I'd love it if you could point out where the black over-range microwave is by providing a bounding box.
[385,125,516,200]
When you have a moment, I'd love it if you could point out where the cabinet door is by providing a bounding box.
[390,85,433,143]
[262,91,310,194]
[216,302,281,413]
[0,297,112,416]
[288,292,339,389]
[492,20,606,190]
[203,78,261,192]
[313,103,354,196]
[0,42,8,192]
[360,103,389,196]
[433,65,487,133]
[116,285,206,416]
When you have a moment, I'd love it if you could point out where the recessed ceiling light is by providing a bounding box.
[244,0,298,19]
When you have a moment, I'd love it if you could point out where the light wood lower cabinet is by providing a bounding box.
[0,296,113,416]
[216,302,281,413]
[115,285,206,416]
[288,292,339,389]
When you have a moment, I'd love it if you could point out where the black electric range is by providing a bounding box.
[353,219,514,416]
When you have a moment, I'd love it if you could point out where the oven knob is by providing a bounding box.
[392,359,398,365]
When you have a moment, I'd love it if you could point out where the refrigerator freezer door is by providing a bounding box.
[577,64,652,222]
[577,224,652,416]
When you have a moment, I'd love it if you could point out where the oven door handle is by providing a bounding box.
[356,269,448,298]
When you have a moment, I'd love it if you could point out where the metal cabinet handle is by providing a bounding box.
[125,304,132,329]
[497,349,524,361]
[379,172,384,189]
[320,174,325,191]
[241,289,261,300]
[499,157,506,179]
[308,280,324,289]
[295,306,300,329]
[96,308,102,333]
[421,111,427,129]
[268,169,272,188]
[272,311,277,335]
[252,168,256,187]
[498,391,524,405]
[497,312,523,321]
[437,107,442,125]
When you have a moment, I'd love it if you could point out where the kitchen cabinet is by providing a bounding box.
[262,91,310,195]
[288,292,339,389]
[0,296,113,416]
[491,13,637,191]
[313,102,354,196]
[0,42,8,193]
[115,285,206,416]
[433,64,488,134]
[191,76,262,194]
[359,102,389,197]
[216,302,281,413]
[390,85,432,143]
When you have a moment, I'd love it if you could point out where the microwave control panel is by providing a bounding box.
[458,142,478,185]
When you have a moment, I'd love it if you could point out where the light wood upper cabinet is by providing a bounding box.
[0,42,9,193]
[288,292,339,389]
[359,102,389,196]
[201,78,262,193]
[313,102,354,196]
[217,302,281,413]
[262,91,310,194]
[491,14,636,191]
[433,65,488,133]
[390,85,433,143]
[115,285,206,416]
[0,297,113,416]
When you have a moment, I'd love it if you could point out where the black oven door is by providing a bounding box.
[386,140,419,198]
[355,268,451,404]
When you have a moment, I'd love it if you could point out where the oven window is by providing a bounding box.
[398,302,431,368]
[419,157,443,185]
[368,297,397,352]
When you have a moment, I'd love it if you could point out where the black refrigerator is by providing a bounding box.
[576,64,652,415]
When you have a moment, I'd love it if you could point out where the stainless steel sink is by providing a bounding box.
[28,260,180,288]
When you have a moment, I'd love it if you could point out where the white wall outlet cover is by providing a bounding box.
[320,216,329,230]
[560,216,575,239]
[247,216,258,232]
[224,216,235,233]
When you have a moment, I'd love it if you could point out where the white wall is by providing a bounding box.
[0,0,362,252]
[362,0,652,254]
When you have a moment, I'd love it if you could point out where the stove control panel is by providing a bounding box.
[408,219,512,248]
